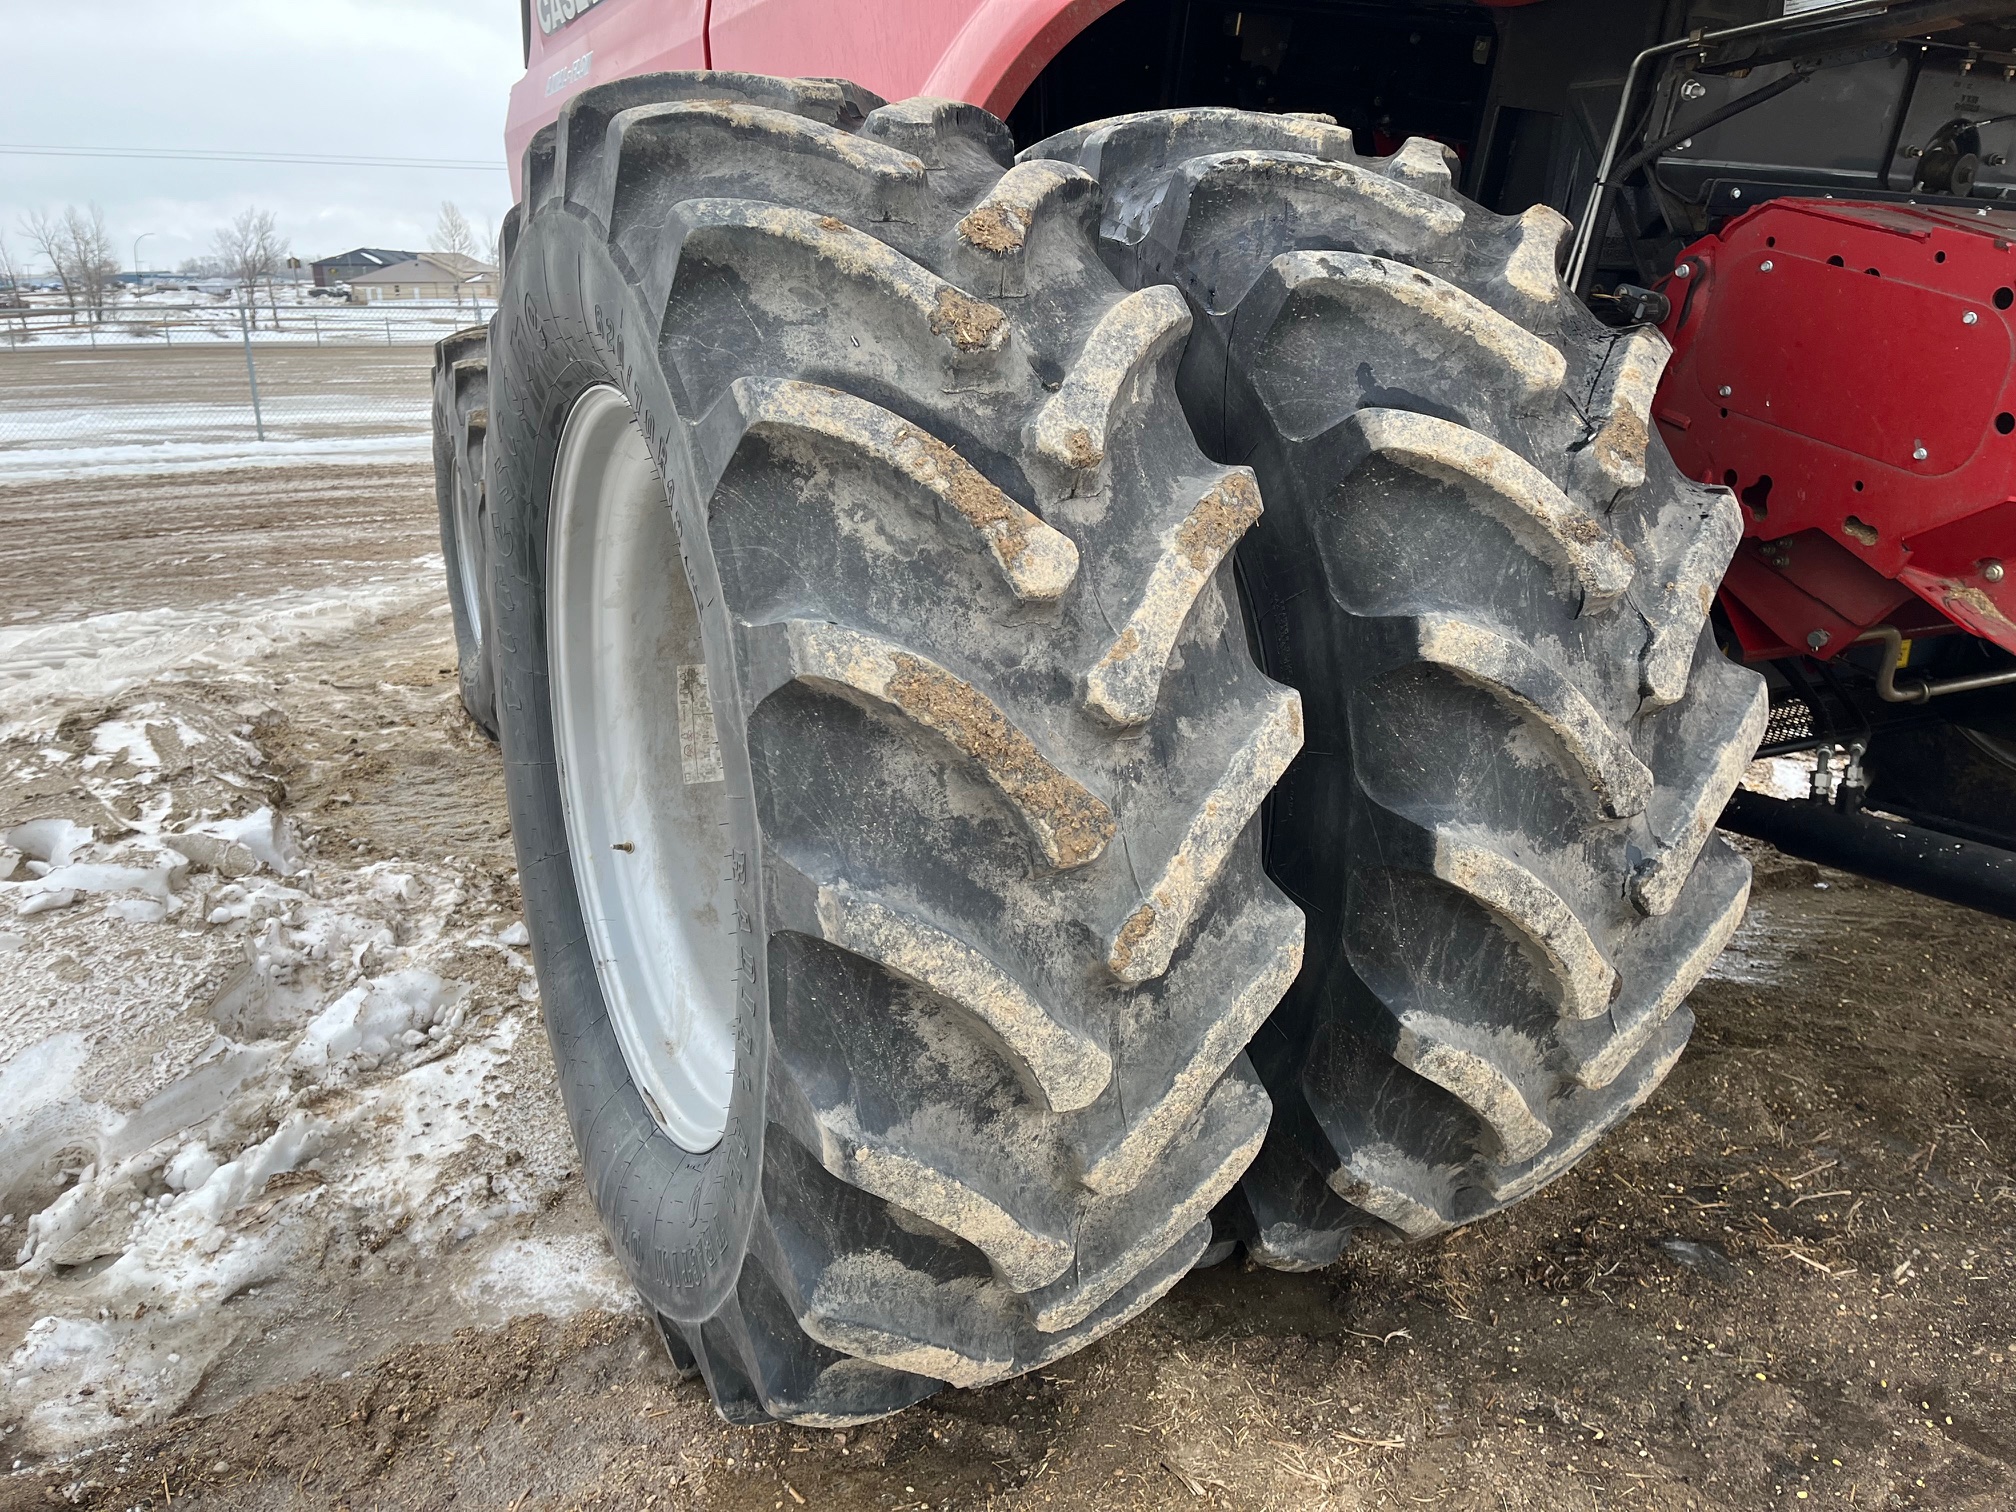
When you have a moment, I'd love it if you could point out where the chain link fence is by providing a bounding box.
[0,301,480,467]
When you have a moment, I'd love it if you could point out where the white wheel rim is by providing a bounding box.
[455,458,485,644]
[549,385,738,1151]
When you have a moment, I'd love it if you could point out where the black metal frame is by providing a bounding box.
[1567,0,2016,293]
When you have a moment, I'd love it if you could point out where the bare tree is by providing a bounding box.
[0,232,29,338]
[62,206,120,322]
[433,201,476,258]
[213,208,288,330]
[434,202,477,312]
[258,218,290,327]
[19,205,120,322]
[21,210,73,313]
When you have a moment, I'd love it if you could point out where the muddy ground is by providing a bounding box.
[2,450,2014,1512]
[0,461,438,620]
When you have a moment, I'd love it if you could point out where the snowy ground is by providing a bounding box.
[2,292,488,349]
[0,345,432,472]
[0,454,632,1465]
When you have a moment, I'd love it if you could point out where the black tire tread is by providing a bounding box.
[1029,109,1764,1264]
[508,76,1304,1423]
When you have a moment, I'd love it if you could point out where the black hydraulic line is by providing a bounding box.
[1721,789,2016,921]
[1878,46,1927,190]
[1612,67,1816,186]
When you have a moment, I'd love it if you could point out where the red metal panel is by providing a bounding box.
[505,0,708,200]
[708,0,988,106]
[1718,588,1798,662]
[1897,499,2016,644]
[1763,528,1917,626]
[923,0,1132,119]
[1686,252,2007,482]
[707,0,1121,119]
[1721,545,1864,660]
[501,0,1112,199]
[1658,198,2016,656]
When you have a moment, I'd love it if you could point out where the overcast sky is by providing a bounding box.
[4,0,524,276]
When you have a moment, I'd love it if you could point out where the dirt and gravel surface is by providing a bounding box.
[0,345,430,451]
[0,344,431,482]
[2,438,2014,1510]
[0,463,438,619]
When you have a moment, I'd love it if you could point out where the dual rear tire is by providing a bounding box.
[1033,109,1764,1266]
[432,80,1764,1423]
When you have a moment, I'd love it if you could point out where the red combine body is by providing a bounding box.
[1658,199,2016,662]
[507,0,1133,197]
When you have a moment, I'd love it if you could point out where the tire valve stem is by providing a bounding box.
[612,841,636,853]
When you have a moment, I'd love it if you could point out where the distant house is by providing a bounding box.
[346,252,498,304]
[310,248,420,289]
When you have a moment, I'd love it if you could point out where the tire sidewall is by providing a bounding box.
[490,208,768,1324]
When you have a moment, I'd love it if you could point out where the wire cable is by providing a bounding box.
[0,144,503,171]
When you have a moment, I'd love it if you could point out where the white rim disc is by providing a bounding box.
[549,385,738,1151]
[455,458,485,643]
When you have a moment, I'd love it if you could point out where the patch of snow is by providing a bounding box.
[0,435,430,482]
[290,970,465,1073]
[1741,755,1815,802]
[454,1235,639,1322]
[5,818,93,867]
[0,570,439,729]
[177,807,302,877]
[163,1142,220,1193]
[89,719,161,769]
[104,896,173,924]
[10,854,186,916]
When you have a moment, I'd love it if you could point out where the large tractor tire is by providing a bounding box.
[487,77,1303,1423]
[1031,110,1768,1267]
[431,324,497,736]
